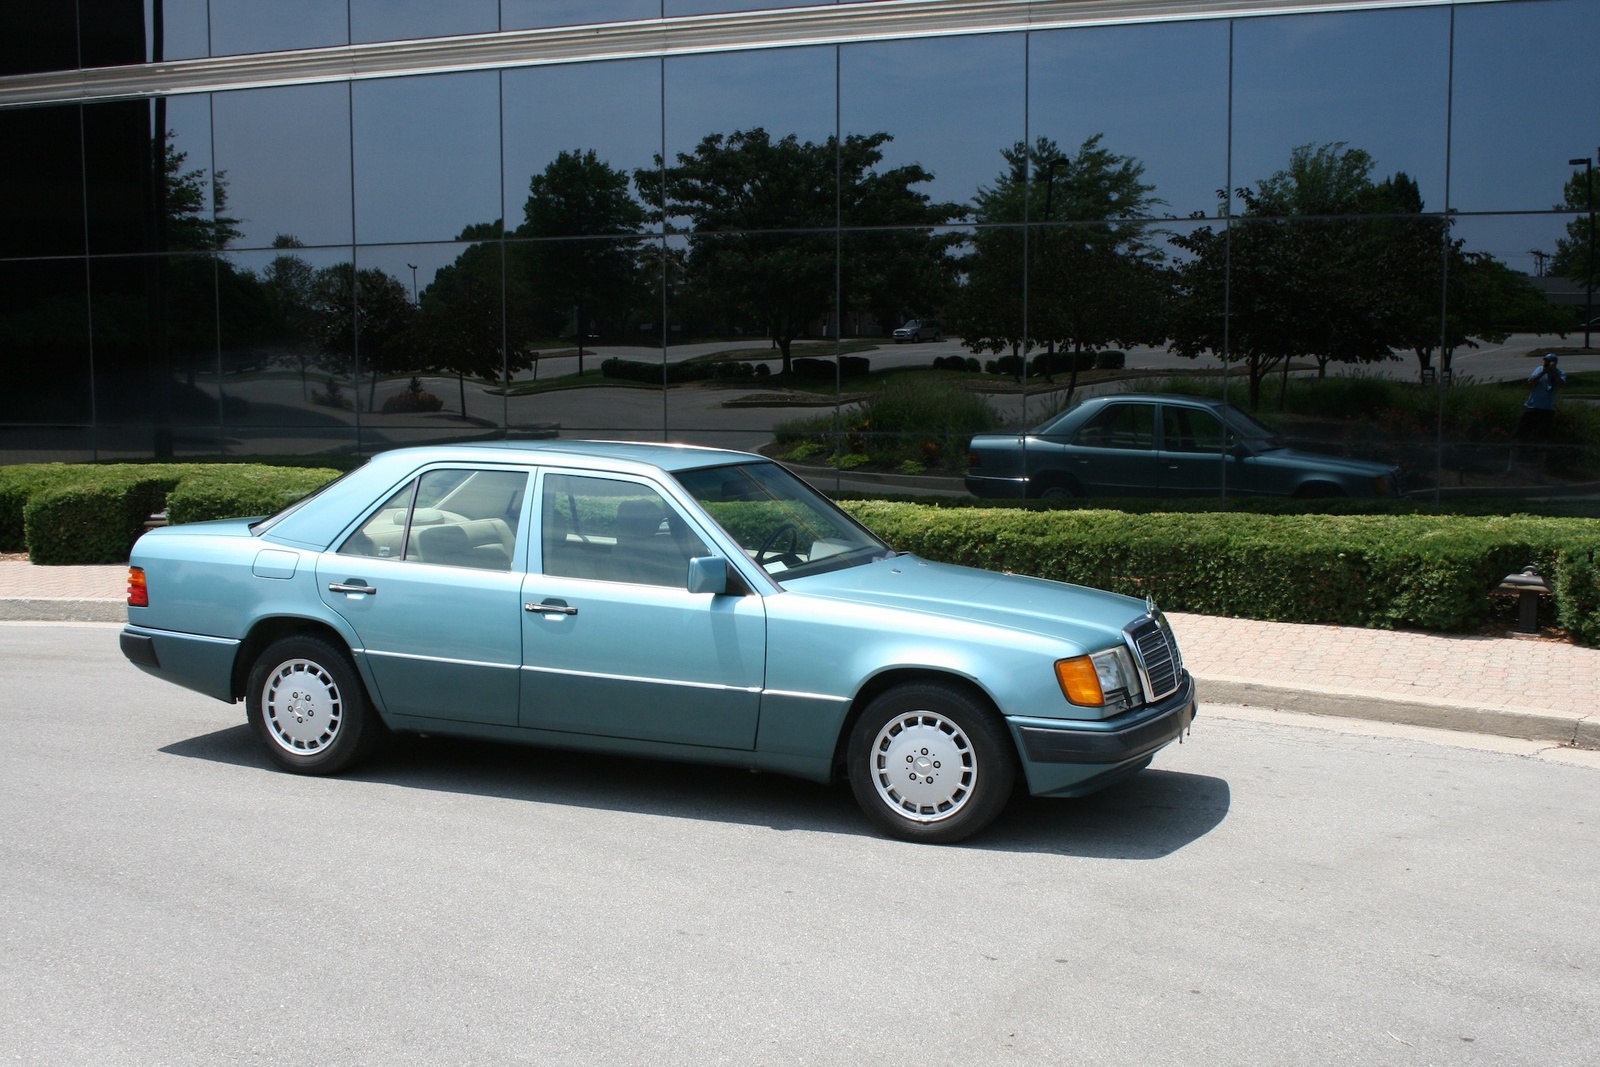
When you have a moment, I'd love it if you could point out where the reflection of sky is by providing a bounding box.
[1029,20,1230,219]
[351,0,497,44]
[839,34,1024,214]
[1231,8,1451,211]
[353,73,502,245]
[164,1,1593,283]
[1450,0,1599,214]
[502,60,663,229]
[212,83,353,249]
[665,47,837,158]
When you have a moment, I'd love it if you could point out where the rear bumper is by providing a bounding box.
[1012,672,1197,766]
[120,624,240,703]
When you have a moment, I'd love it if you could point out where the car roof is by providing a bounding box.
[260,439,767,548]
[363,438,759,475]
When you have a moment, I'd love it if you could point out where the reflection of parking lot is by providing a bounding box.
[202,331,1591,461]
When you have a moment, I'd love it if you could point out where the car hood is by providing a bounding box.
[781,555,1148,652]
[1250,444,1397,475]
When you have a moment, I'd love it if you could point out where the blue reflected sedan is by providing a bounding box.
[121,441,1194,843]
[967,393,1401,500]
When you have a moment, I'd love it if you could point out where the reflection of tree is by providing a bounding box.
[949,135,1165,397]
[1373,177,1568,380]
[309,262,416,412]
[640,128,961,375]
[513,150,648,375]
[1173,144,1570,407]
[1552,165,1596,294]
[254,235,324,399]
[417,222,528,417]
[1171,144,1407,408]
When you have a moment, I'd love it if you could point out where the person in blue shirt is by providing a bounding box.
[1509,353,1567,472]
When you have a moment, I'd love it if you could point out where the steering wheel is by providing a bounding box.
[754,523,804,570]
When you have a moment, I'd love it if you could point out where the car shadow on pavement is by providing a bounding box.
[162,725,1228,858]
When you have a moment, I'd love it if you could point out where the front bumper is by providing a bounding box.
[1015,672,1196,764]
[1007,672,1196,796]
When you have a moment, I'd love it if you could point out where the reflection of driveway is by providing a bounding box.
[206,331,1593,458]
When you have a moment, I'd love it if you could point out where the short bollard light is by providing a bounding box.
[1492,565,1552,635]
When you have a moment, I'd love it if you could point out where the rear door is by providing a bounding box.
[318,466,530,726]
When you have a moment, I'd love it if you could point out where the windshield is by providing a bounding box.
[673,462,892,580]
[1221,406,1286,449]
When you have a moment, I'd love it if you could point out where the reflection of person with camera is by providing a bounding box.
[1508,353,1568,473]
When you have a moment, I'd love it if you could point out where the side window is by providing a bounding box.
[338,468,527,571]
[1075,403,1156,450]
[1162,407,1227,454]
[541,474,709,588]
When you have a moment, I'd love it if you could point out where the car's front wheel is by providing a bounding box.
[847,682,1016,843]
[245,635,384,775]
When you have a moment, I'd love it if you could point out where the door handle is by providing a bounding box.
[328,581,377,595]
[525,600,578,616]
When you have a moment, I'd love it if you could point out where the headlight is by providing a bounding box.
[1056,647,1142,711]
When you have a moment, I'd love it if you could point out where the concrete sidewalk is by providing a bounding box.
[3,559,1594,749]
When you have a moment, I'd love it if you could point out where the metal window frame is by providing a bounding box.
[1,0,1502,109]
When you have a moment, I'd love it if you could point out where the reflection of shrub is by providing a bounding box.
[381,378,444,414]
[933,355,981,372]
[775,378,997,471]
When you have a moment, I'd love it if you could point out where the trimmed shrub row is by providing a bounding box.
[839,501,1600,647]
[4,463,339,565]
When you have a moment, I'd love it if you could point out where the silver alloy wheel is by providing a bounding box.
[867,712,976,823]
[261,657,344,755]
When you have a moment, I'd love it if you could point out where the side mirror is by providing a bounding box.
[687,555,729,595]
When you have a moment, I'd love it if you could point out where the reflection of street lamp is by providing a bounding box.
[1571,158,1594,349]
[406,263,419,306]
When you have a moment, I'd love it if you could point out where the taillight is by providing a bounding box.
[127,566,148,607]
[967,451,981,468]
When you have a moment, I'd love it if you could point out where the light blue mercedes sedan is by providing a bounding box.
[121,441,1195,843]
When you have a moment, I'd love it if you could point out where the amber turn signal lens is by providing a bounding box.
[126,566,148,607]
[1055,656,1104,706]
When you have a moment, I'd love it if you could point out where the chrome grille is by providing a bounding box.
[1126,614,1182,701]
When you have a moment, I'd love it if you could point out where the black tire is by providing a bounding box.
[846,682,1016,844]
[1030,474,1077,501]
[245,634,385,775]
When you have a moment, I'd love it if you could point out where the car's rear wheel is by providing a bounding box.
[847,682,1015,843]
[245,635,384,775]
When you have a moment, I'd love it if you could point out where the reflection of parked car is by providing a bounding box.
[121,441,1194,844]
[966,393,1401,499]
[893,319,942,343]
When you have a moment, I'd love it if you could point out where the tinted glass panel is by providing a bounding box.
[209,0,347,56]
[502,60,663,237]
[1231,8,1450,221]
[1,259,93,427]
[353,73,501,245]
[502,1,660,29]
[213,84,354,251]
[0,105,85,258]
[351,0,497,44]
[1451,0,1600,215]
[1029,20,1229,222]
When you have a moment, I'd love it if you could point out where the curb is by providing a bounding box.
[1199,677,1599,750]
[0,599,127,623]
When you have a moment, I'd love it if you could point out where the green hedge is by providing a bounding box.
[23,470,185,565]
[840,501,1600,646]
[5,462,339,564]
[164,466,341,525]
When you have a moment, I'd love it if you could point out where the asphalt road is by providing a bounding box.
[4,622,1597,1066]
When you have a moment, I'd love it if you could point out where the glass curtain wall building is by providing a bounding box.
[1,0,1595,498]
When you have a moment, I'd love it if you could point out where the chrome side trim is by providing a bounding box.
[522,663,763,695]
[0,0,1496,109]
[363,648,519,671]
